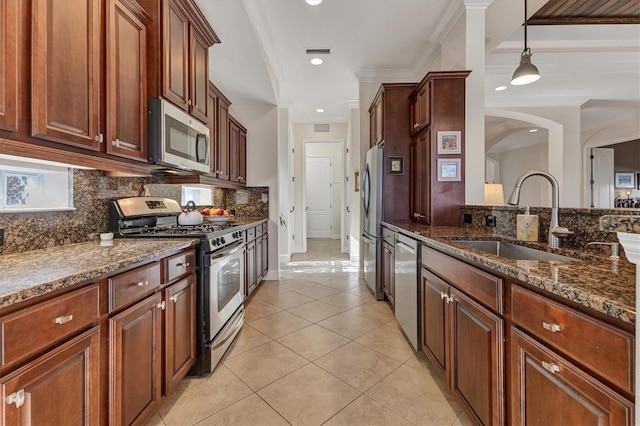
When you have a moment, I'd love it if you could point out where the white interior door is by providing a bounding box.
[591,148,615,208]
[306,157,332,238]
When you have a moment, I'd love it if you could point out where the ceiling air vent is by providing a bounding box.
[314,123,330,132]
[306,48,331,55]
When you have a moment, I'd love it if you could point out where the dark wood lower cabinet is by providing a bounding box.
[510,327,633,426]
[109,293,163,426]
[164,274,196,395]
[0,327,100,425]
[245,240,256,297]
[421,267,504,425]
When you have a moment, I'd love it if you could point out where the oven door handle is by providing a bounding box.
[211,309,244,351]
[210,242,244,260]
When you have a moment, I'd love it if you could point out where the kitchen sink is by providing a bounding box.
[454,240,577,262]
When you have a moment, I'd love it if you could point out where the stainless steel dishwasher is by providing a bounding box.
[394,233,419,350]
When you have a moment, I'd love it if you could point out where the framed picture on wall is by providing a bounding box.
[614,172,636,189]
[437,131,461,154]
[437,158,461,181]
[387,156,404,175]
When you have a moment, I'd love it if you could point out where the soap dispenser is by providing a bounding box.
[517,206,539,241]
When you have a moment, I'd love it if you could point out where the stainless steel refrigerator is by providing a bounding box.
[362,144,384,300]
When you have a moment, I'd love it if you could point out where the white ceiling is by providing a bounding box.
[196,0,640,146]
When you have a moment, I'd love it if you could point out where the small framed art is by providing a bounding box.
[437,158,461,181]
[388,156,404,175]
[615,172,635,189]
[437,131,461,155]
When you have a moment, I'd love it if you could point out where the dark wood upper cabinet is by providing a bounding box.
[229,117,240,182]
[368,83,417,223]
[238,126,247,184]
[409,71,469,226]
[215,87,230,180]
[0,0,19,133]
[31,0,102,150]
[106,0,150,161]
[141,0,219,124]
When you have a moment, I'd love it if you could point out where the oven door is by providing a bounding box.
[208,241,244,341]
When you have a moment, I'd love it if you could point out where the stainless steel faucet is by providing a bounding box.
[507,170,573,248]
[587,241,620,260]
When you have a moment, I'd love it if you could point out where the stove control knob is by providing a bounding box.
[213,238,220,246]
[221,237,226,245]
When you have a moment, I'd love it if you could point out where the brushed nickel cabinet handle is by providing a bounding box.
[55,314,74,324]
[157,301,166,310]
[137,281,148,287]
[6,390,25,408]
[176,262,190,268]
[170,295,178,303]
[112,139,138,150]
[541,361,560,374]
[542,322,561,332]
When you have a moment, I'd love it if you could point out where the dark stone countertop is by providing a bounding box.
[383,221,636,326]
[0,238,199,309]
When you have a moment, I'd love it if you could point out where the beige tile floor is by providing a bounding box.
[148,239,471,426]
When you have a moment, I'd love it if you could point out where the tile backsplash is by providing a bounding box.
[461,205,640,256]
[0,169,269,255]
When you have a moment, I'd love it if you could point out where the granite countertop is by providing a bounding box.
[384,221,636,326]
[599,215,640,234]
[0,238,199,309]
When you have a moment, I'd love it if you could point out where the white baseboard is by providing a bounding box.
[332,234,340,239]
[350,254,359,266]
[264,270,280,280]
[279,253,291,264]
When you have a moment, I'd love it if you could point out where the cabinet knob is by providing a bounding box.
[170,295,178,303]
[188,99,192,106]
[156,301,166,310]
[542,322,561,333]
[6,390,25,408]
[541,360,560,374]
[55,314,74,324]
[94,134,104,143]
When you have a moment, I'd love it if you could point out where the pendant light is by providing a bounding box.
[511,0,540,85]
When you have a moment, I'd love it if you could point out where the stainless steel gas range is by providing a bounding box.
[109,196,245,376]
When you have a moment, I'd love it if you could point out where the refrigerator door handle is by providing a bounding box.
[361,233,376,244]
[362,164,371,216]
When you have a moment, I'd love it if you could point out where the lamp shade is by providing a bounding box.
[484,183,505,206]
[511,49,540,85]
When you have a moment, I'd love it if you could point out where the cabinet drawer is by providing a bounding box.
[0,284,99,368]
[256,224,264,237]
[511,285,634,395]
[164,248,196,283]
[422,246,502,313]
[246,227,255,241]
[108,262,161,312]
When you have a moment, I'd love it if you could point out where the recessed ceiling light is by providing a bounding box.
[306,0,322,5]
[495,86,507,91]
[529,128,538,132]
[310,57,323,65]
[316,108,324,113]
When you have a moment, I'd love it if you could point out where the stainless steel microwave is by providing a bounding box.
[148,98,210,174]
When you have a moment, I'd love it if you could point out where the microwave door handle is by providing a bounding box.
[196,133,208,163]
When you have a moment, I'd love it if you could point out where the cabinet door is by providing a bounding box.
[0,0,18,132]
[245,241,256,297]
[261,234,268,278]
[369,108,376,147]
[216,99,230,180]
[0,328,100,425]
[229,119,240,182]
[255,235,264,284]
[388,244,395,306]
[421,268,448,375]
[109,293,163,426]
[449,288,504,426]
[163,0,189,111]
[106,0,148,161]
[382,241,394,306]
[411,130,430,223]
[165,274,196,395]
[31,0,101,150]
[238,129,247,184]
[511,327,633,426]
[417,82,430,129]
[375,96,384,144]
[189,26,209,124]
[208,87,218,175]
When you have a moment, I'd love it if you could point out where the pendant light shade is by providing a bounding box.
[511,48,540,85]
[511,0,540,86]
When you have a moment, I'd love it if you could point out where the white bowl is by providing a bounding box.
[205,216,231,223]
[100,232,114,241]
